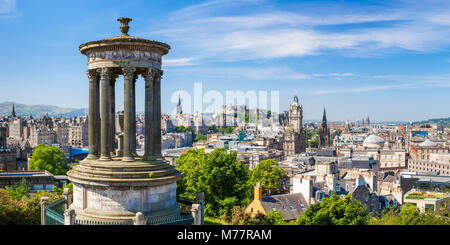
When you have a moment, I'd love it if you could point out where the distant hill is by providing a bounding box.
[0,101,87,118]
[414,117,450,128]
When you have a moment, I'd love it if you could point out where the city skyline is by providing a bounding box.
[1,0,450,121]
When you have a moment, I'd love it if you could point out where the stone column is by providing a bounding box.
[191,204,201,225]
[132,74,137,156]
[110,75,117,155]
[95,75,101,156]
[123,66,136,161]
[143,69,155,160]
[87,70,99,159]
[41,197,49,225]
[63,188,72,210]
[196,192,205,225]
[98,67,112,161]
[64,209,76,225]
[133,212,146,225]
[153,70,163,158]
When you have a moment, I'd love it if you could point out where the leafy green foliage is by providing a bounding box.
[330,130,342,145]
[194,134,208,142]
[208,125,218,133]
[267,210,288,225]
[370,204,450,225]
[176,148,250,218]
[0,188,62,225]
[29,144,69,175]
[174,125,191,133]
[248,159,285,197]
[296,193,371,225]
[5,178,30,201]
[305,129,320,148]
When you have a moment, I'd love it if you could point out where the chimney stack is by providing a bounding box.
[254,182,262,201]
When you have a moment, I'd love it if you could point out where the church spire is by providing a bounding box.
[12,104,16,117]
[176,94,183,115]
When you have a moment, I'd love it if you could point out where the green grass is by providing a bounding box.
[405,192,448,200]
[204,216,229,225]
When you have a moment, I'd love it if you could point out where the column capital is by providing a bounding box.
[142,68,157,79]
[86,69,99,82]
[155,69,163,79]
[123,66,136,79]
[97,67,113,80]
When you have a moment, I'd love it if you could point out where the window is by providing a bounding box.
[289,206,294,210]
[272,208,277,211]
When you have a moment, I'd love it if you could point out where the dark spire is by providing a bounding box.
[322,107,327,122]
[176,94,183,115]
[12,104,16,117]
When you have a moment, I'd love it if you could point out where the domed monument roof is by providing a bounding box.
[79,17,170,70]
[418,139,437,147]
[363,134,385,148]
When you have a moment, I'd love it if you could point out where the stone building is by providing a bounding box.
[283,96,306,159]
[318,108,330,148]
[8,117,23,141]
[55,120,70,146]
[68,117,88,147]
[29,124,56,147]
[0,126,16,170]
[410,139,449,161]
[245,183,309,221]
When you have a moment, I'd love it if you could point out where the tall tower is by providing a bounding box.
[11,104,16,117]
[222,105,227,128]
[319,107,330,148]
[283,96,306,158]
[176,95,183,115]
[288,96,302,133]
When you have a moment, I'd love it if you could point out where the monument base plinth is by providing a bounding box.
[67,157,182,224]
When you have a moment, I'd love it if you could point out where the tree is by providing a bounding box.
[5,178,29,201]
[0,188,62,225]
[176,148,250,218]
[29,144,69,175]
[267,210,288,225]
[369,204,450,225]
[194,134,207,142]
[175,125,191,133]
[208,125,218,133]
[296,193,371,225]
[248,159,286,198]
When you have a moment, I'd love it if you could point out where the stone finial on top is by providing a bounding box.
[117,17,132,36]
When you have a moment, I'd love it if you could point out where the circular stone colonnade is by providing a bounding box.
[67,18,181,223]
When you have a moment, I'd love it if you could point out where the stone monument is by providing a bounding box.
[67,17,181,223]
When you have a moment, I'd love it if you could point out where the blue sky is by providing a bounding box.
[0,0,449,122]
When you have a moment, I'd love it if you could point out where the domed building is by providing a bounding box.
[363,134,385,148]
[418,139,437,147]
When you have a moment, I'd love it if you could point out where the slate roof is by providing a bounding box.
[352,160,371,169]
[316,149,336,157]
[261,193,309,221]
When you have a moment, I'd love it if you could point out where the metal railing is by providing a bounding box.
[147,214,194,225]
[74,219,134,225]
[45,198,65,225]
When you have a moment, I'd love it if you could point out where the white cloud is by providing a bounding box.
[0,0,17,19]
[149,0,450,63]
[0,0,14,12]
[163,57,198,67]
